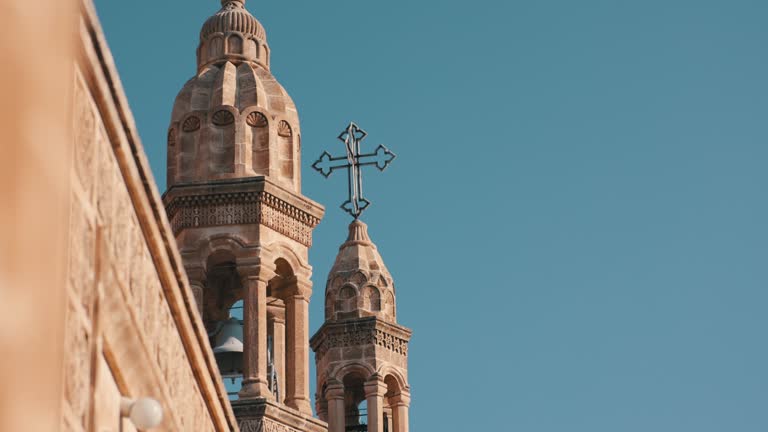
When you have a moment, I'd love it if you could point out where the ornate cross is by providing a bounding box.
[312,122,396,219]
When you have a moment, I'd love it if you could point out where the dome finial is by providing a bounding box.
[221,0,244,6]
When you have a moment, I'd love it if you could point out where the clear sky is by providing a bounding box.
[96,1,768,430]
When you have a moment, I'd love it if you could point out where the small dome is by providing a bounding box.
[201,1,266,42]
[324,220,398,323]
[197,0,271,72]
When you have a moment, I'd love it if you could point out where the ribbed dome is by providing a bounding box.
[324,220,397,323]
[201,1,266,42]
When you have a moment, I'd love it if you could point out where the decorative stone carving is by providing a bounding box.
[277,120,292,137]
[183,116,201,132]
[212,110,235,126]
[239,419,263,432]
[168,128,176,147]
[263,419,301,432]
[247,111,268,128]
[165,191,320,246]
[313,322,409,361]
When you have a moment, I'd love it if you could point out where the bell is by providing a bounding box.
[212,317,244,378]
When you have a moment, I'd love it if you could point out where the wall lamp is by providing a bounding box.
[120,397,163,430]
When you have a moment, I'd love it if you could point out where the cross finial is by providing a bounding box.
[312,122,396,219]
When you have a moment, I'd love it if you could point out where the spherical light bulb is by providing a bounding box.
[128,398,163,429]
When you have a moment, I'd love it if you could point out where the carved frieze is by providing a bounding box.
[314,323,409,361]
[263,419,301,432]
[166,191,320,246]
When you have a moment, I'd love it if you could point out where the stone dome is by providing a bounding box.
[197,0,271,72]
[324,220,398,323]
[167,59,301,190]
[201,1,266,41]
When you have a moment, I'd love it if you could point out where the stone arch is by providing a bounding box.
[331,362,376,385]
[377,366,408,394]
[193,233,253,271]
[350,271,367,288]
[264,242,309,277]
[362,285,381,312]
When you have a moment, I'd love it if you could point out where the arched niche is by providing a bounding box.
[277,120,294,182]
[246,111,269,174]
[209,107,236,175]
[227,34,243,55]
[363,286,382,312]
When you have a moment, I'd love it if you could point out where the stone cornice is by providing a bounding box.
[310,317,412,362]
[232,399,327,432]
[163,178,324,247]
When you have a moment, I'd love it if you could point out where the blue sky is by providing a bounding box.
[97,1,768,430]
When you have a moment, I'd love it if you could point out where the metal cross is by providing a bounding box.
[312,122,396,219]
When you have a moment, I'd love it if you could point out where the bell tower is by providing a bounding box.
[162,1,325,431]
[311,220,412,432]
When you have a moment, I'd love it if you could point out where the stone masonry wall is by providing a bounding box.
[61,1,239,431]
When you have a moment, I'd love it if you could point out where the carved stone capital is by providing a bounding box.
[364,376,388,398]
[285,284,312,300]
[239,264,275,284]
[324,381,345,400]
[390,391,411,407]
[267,301,286,322]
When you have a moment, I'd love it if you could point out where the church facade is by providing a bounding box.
[55,0,411,431]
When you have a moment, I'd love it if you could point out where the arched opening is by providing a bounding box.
[384,374,407,432]
[203,251,242,332]
[343,373,368,432]
[204,251,246,400]
[266,257,296,406]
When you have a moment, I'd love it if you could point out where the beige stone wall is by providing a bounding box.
[59,1,239,431]
[0,0,74,430]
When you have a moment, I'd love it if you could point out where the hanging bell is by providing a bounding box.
[212,317,244,378]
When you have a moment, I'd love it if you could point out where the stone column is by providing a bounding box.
[325,382,346,432]
[365,377,388,432]
[238,265,273,399]
[316,392,328,422]
[391,391,410,432]
[285,279,312,414]
[185,265,207,318]
[267,301,286,404]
